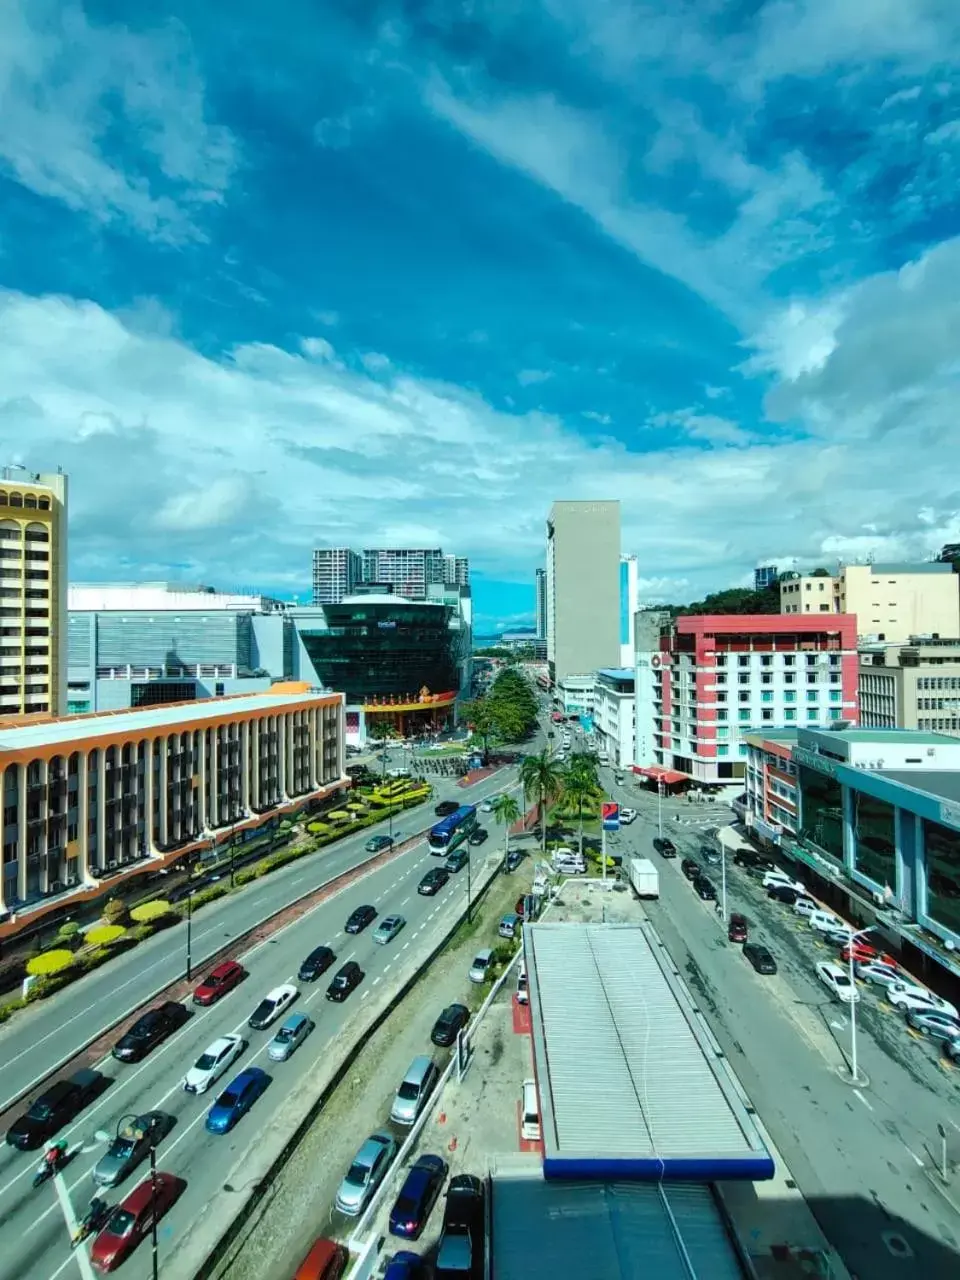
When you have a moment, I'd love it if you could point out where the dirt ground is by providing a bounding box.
[211,856,534,1280]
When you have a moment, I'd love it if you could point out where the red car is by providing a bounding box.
[90,1172,186,1272]
[840,940,895,966]
[193,960,245,1006]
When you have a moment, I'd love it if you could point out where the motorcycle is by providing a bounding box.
[32,1151,67,1189]
[71,1198,111,1248]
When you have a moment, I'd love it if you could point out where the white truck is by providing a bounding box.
[627,857,660,899]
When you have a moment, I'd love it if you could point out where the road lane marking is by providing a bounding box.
[853,1088,873,1112]
[903,1144,924,1168]
[53,1167,96,1280]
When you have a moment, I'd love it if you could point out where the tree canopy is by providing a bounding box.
[463,666,539,747]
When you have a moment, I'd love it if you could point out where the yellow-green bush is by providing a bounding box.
[102,898,129,925]
[56,921,81,941]
[26,949,76,977]
[307,821,332,835]
[86,924,126,946]
[130,900,173,924]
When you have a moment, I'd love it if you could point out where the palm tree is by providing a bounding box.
[367,720,394,779]
[561,768,601,859]
[567,750,600,788]
[491,793,521,863]
[519,750,564,858]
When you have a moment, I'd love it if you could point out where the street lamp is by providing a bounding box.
[844,925,875,1085]
[115,1114,160,1280]
[657,781,664,840]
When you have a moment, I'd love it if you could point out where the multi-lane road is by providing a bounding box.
[0,767,513,1280]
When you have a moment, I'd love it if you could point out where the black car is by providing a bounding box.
[389,1153,448,1239]
[504,849,524,872]
[436,1174,485,1279]
[680,858,701,880]
[467,828,488,846]
[653,837,677,858]
[112,1001,190,1063]
[298,945,336,982]
[699,844,721,865]
[6,1069,106,1150]
[326,961,363,1002]
[434,801,459,817]
[767,883,800,905]
[431,1003,469,1047]
[694,876,717,901]
[743,943,778,975]
[365,834,394,853]
[345,905,377,934]
[419,868,449,896]
[445,848,469,873]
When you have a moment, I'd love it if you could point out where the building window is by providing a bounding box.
[806,709,818,721]
[739,710,750,722]
[738,656,750,667]
[784,673,795,684]
[853,791,896,890]
[717,745,728,756]
[717,727,728,739]
[798,766,844,862]
[807,691,818,703]
[783,655,795,666]
[830,690,841,703]
[925,820,960,936]
[785,709,796,721]
[761,655,772,667]
[784,691,796,703]
[739,692,749,703]
[717,709,727,721]
[829,709,842,720]
[759,691,772,703]
[761,709,773,721]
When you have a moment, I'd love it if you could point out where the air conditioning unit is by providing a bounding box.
[106,860,117,870]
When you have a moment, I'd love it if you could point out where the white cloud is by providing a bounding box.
[0,2,236,242]
[361,352,391,373]
[301,336,337,361]
[313,311,340,327]
[153,476,252,532]
[582,409,612,425]
[517,368,554,386]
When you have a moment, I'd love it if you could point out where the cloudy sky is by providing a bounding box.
[2,1,959,633]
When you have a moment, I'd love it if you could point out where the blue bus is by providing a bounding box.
[428,805,478,855]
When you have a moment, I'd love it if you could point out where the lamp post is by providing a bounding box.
[466,846,473,924]
[114,1114,159,1280]
[657,781,664,840]
[845,925,875,1085]
[720,839,728,926]
[185,886,194,983]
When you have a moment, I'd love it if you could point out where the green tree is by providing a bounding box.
[519,750,564,859]
[367,720,395,778]
[491,792,521,862]
[561,756,602,858]
[461,698,499,762]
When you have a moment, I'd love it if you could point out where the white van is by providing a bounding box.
[808,909,845,934]
[521,1078,541,1141]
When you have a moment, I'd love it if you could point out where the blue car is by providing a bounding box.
[205,1067,269,1133]
[383,1252,424,1280]
[389,1153,447,1239]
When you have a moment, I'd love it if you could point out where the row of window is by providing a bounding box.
[917,677,960,690]
[714,672,841,685]
[713,653,840,667]
[0,492,53,510]
[918,719,960,732]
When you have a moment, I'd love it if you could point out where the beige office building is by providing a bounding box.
[781,562,960,642]
[0,470,68,719]
[859,638,960,737]
[545,501,620,683]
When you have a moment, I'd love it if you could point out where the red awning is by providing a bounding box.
[634,766,688,785]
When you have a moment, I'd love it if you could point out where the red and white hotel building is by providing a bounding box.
[634,614,859,785]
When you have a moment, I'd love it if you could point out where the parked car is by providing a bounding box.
[345,905,377,934]
[468,828,488,846]
[504,849,524,872]
[182,1034,245,1094]
[680,858,701,881]
[699,844,721,865]
[469,948,495,983]
[298,946,336,982]
[822,924,857,947]
[762,870,802,892]
[445,848,470,873]
[767,884,801,906]
[793,896,820,919]
[435,801,459,817]
[620,808,637,824]
[90,1172,186,1273]
[945,1037,960,1065]
[435,1174,485,1279]
[653,837,677,858]
[292,1238,348,1280]
[193,960,246,1006]
[6,1069,106,1150]
[733,849,771,870]
[743,943,777,975]
[327,961,364,1002]
[841,939,893,965]
[431,1003,469,1047]
[694,876,717,901]
[389,1153,448,1239]
[887,982,957,1017]
[384,1252,426,1280]
[906,1009,960,1042]
[727,913,748,943]
[248,983,298,1030]
[856,960,901,987]
[335,1132,398,1217]
[419,868,449,895]
[374,915,406,945]
[808,910,847,934]
[365,834,394,853]
[816,961,860,1004]
[112,1002,189,1063]
[205,1067,270,1133]
[92,1111,173,1188]
[479,800,494,813]
[498,913,521,939]
[268,1013,314,1062]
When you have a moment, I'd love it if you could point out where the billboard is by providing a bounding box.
[601,801,620,832]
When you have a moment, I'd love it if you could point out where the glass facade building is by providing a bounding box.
[924,819,960,936]
[797,766,844,863]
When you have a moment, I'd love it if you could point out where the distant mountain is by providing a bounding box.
[473,633,502,647]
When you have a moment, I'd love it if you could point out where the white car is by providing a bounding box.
[808,910,846,934]
[816,961,860,1004]
[762,870,802,891]
[620,808,637,824]
[182,1034,244,1094]
[248,983,298,1030]
[856,960,901,987]
[793,896,819,919]
[886,982,957,1018]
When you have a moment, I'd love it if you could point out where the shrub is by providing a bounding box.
[0,997,25,1023]
[130,900,173,924]
[57,921,81,942]
[76,947,113,974]
[86,924,127,947]
[307,821,331,835]
[189,884,230,911]
[102,898,129,926]
[127,923,156,944]
[26,973,77,1001]
[26,949,77,977]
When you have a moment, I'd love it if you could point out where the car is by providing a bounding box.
[840,939,893,965]
[792,895,819,919]
[365,834,394,853]
[468,828,488,846]
[389,1153,448,1239]
[694,876,717,901]
[743,943,777,974]
[248,983,298,1030]
[856,959,901,987]
[435,801,459,817]
[680,858,701,881]
[808,910,848,934]
[193,959,246,1006]
[335,1132,398,1217]
[727,913,748,943]
[499,913,521,939]
[761,870,802,892]
[816,961,860,1003]
[112,1002,189,1063]
[479,800,494,813]
[298,945,337,982]
[268,1013,314,1062]
[205,1066,270,1133]
[91,1111,173,1189]
[767,884,801,905]
[946,1037,960,1065]
[419,867,449,895]
[374,914,406,945]
[445,848,470,873]
[292,1238,348,1280]
[733,848,769,869]
[383,1252,426,1280]
[886,982,957,1017]
[906,1008,960,1042]
[90,1172,186,1273]
[699,844,721,865]
[653,837,677,858]
[5,1069,105,1150]
[822,925,857,948]
[345,904,377,934]
[435,1173,485,1279]
[620,808,637,824]
[431,1003,470,1047]
[504,849,524,872]
[182,1034,245,1094]
[327,961,364,1002]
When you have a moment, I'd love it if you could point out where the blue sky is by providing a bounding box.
[2,1,959,633]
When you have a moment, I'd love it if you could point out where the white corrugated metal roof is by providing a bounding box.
[525,923,773,1179]
[491,1176,745,1280]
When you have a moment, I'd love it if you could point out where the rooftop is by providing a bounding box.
[803,727,959,746]
[0,685,334,753]
[525,922,774,1181]
[596,667,636,681]
[864,561,952,575]
[743,729,800,745]
[878,771,960,806]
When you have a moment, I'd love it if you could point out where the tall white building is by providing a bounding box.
[535,568,547,641]
[312,548,362,604]
[620,554,639,667]
[546,501,620,684]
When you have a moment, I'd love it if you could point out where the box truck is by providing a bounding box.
[628,857,660,899]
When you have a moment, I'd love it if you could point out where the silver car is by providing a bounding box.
[373,914,406,945]
[906,1008,960,1043]
[267,1013,313,1062]
[335,1132,397,1216]
[92,1111,171,1188]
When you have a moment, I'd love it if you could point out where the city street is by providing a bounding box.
[601,768,960,1280]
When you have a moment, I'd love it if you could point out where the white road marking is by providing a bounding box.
[903,1144,924,1168]
[361,991,370,999]
[53,1169,96,1280]
[853,1088,873,1112]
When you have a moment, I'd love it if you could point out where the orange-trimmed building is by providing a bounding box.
[0,683,345,932]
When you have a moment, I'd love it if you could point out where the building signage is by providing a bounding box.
[377,620,397,629]
[941,800,960,832]
[601,801,620,832]
[792,747,838,778]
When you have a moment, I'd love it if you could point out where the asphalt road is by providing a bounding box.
[0,775,510,1280]
[602,769,960,1280]
[0,769,510,1112]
